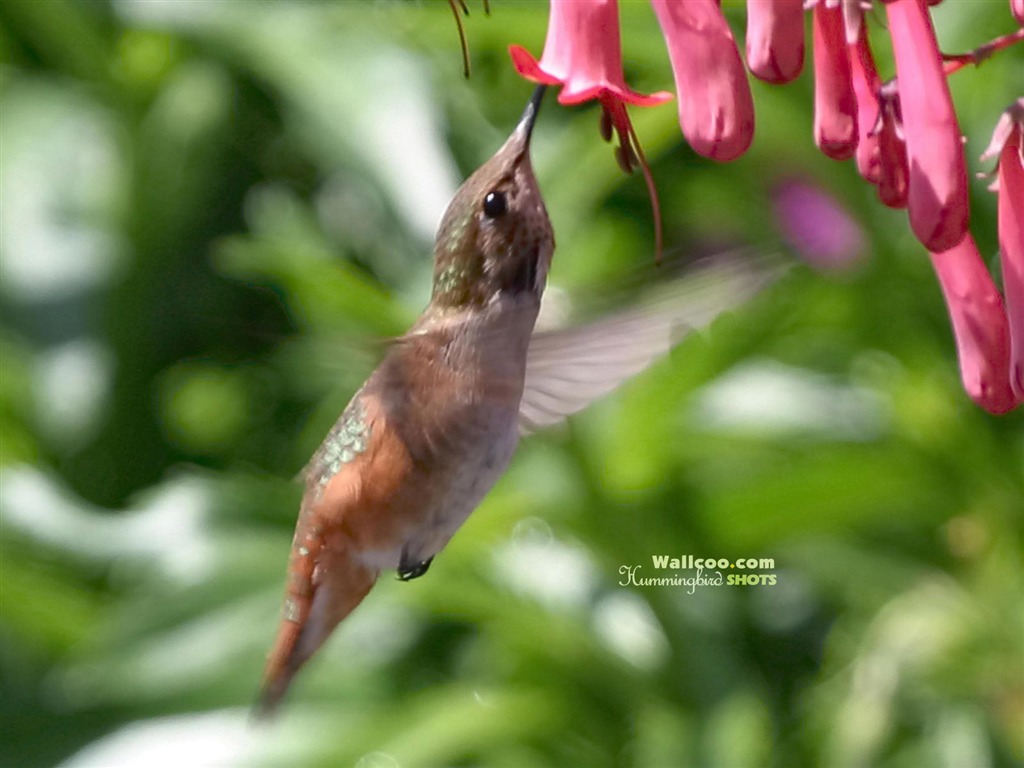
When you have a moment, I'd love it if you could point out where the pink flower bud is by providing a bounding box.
[886,0,969,252]
[876,105,910,208]
[929,234,1019,414]
[848,27,882,183]
[812,1,858,160]
[981,100,1024,398]
[746,0,805,84]
[650,0,755,161]
[1014,0,1024,25]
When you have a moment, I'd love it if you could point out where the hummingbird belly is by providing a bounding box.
[354,401,521,572]
[344,299,537,572]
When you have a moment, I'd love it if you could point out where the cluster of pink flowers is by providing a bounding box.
[508,0,1023,414]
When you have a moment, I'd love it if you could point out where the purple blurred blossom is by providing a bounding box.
[772,178,865,269]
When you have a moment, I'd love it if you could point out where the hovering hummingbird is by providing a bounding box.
[258,86,779,715]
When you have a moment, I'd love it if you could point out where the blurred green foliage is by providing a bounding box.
[1,1,1022,767]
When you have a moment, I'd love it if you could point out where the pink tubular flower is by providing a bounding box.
[746,0,805,84]
[509,0,670,110]
[509,0,672,255]
[811,1,858,160]
[981,100,1024,398]
[650,0,755,161]
[929,234,1018,414]
[885,0,969,252]
[1013,0,1024,23]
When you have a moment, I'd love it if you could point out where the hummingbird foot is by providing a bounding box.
[397,554,434,581]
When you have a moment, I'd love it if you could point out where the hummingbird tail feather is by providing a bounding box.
[255,511,324,720]
[255,537,377,719]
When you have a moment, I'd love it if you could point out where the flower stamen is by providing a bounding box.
[599,97,664,263]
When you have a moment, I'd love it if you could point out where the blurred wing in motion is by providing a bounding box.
[518,251,786,434]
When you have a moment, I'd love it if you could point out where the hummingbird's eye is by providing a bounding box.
[483,190,508,219]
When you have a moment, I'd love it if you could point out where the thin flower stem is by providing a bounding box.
[877,28,1023,113]
[941,28,1024,76]
[448,0,471,79]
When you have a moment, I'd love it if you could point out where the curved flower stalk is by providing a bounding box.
[981,100,1024,398]
[448,0,490,78]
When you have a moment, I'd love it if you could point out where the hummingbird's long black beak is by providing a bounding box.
[516,85,547,145]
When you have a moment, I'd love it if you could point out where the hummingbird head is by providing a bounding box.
[430,87,554,310]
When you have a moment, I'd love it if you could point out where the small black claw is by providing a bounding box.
[397,555,434,581]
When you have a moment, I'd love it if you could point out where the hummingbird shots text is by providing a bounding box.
[618,554,778,594]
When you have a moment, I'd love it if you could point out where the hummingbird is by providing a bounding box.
[258,86,780,715]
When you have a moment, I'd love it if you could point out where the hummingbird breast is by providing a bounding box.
[319,297,541,573]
